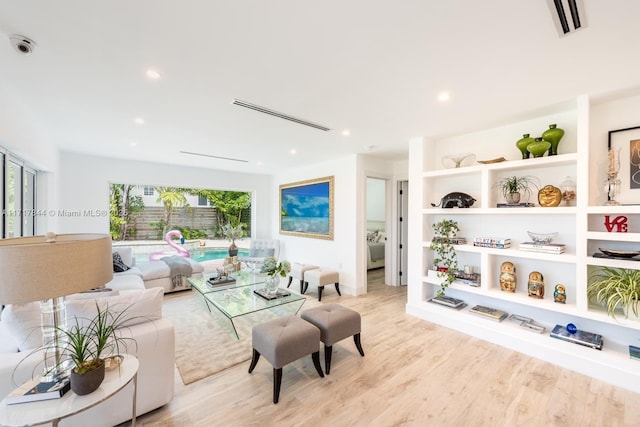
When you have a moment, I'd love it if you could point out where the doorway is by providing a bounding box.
[366,177,386,288]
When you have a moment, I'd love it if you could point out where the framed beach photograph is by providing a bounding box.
[279,176,334,240]
[608,126,640,205]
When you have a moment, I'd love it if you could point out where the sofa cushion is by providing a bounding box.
[66,287,164,328]
[1,302,41,352]
[113,251,131,273]
[0,319,19,353]
[137,261,171,281]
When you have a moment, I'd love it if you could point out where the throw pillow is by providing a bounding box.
[113,251,130,273]
[1,302,42,351]
[66,287,163,328]
[249,248,275,257]
[367,230,379,242]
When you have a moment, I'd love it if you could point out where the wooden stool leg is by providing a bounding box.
[311,351,325,378]
[354,333,365,356]
[287,276,293,288]
[302,281,309,294]
[324,344,333,374]
[300,279,305,294]
[248,349,261,373]
[273,368,282,404]
[334,282,341,296]
[318,285,324,301]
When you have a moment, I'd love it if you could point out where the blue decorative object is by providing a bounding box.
[566,323,577,334]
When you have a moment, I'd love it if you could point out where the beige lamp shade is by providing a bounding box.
[0,233,113,304]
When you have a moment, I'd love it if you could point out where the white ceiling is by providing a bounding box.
[1,1,640,174]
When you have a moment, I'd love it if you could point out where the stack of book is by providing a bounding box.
[550,324,603,350]
[429,295,466,309]
[519,242,565,254]
[469,304,508,322]
[496,202,535,208]
[473,237,511,249]
[6,373,71,404]
[629,345,640,361]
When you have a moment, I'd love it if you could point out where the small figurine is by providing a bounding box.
[554,284,566,303]
[538,185,562,207]
[528,271,544,298]
[500,261,517,292]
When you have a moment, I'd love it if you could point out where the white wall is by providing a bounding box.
[56,152,273,237]
[273,155,362,295]
[366,178,386,222]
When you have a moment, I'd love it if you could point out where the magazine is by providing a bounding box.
[6,373,70,404]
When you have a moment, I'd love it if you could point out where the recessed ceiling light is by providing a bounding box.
[438,92,450,102]
[257,161,263,166]
[130,141,137,147]
[134,117,145,125]
[146,69,161,80]
[290,149,297,155]
[342,129,351,136]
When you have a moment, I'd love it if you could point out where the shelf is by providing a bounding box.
[423,207,577,215]
[585,256,640,269]
[406,300,640,394]
[587,231,640,242]
[587,206,640,214]
[422,153,577,177]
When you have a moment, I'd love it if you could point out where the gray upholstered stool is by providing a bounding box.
[248,316,324,404]
[304,268,341,301]
[287,263,319,294]
[301,303,364,374]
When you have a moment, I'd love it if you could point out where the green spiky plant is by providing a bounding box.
[587,267,640,319]
[429,219,460,297]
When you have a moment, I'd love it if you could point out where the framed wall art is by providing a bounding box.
[608,125,640,205]
[279,176,334,240]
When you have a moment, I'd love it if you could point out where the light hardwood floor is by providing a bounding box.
[129,268,640,426]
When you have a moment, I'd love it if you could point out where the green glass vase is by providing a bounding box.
[527,138,551,158]
[516,134,536,159]
[542,124,564,156]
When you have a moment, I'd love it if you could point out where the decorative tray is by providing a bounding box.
[477,157,506,164]
[598,248,640,259]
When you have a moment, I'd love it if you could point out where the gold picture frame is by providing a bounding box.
[279,176,334,240]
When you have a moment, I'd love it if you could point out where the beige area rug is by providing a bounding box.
[163,288,321,385]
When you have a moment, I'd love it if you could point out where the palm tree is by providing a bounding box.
[154,187,188,236]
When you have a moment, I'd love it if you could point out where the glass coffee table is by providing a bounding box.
[188,273,306,339]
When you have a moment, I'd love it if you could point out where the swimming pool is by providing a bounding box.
[134,247,249,263]
[189,247,250,262]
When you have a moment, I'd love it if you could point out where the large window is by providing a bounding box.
[1,149,37,238]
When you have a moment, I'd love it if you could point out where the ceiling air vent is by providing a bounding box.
[179,151,248,163]
[547,0,585,36]
[231,99,330,131]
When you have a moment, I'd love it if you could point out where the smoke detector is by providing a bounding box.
[9,35,36,55]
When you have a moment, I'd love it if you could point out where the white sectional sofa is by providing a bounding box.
[0,285,175,427]
[110,246,204,294]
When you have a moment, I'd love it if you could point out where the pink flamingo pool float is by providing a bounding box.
[149,230,190,261]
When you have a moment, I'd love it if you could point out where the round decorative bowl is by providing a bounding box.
[527,231,558,244]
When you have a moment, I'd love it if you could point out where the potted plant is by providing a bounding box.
[587,267,640,319]
[496,175,537,204]
[221,223,244,256]
[43,303,136,395]
[429,219,460,297]
[260,256,291,295]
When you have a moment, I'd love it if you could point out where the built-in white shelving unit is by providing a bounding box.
[407,93,640,393]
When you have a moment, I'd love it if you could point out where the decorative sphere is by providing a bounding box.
[566,323,577,334]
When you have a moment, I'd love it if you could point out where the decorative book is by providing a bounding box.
[254,288,291,300]
[496,203,535,208]
[520,242,565,254]
[207,277,236,287]
[550,324,603,350]
[6,373,70,405]
[430,295,465,308]
[469,305,508,322]
[629,345,640,360]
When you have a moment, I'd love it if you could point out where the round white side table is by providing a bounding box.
[0,354,138,427]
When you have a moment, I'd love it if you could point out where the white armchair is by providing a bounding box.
[239,239,280,267]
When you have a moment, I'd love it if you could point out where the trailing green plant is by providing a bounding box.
[495,175,538,202]
[587,267,640,319]
[175,225,208,240]
[429,219,460,297]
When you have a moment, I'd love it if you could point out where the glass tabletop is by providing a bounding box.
[205,283,305,319]
[188,271,266,295]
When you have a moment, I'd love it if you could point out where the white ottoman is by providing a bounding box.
[287,263,319,293]
[304,268,341,302]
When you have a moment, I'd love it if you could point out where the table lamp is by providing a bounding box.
[0,233,113,379]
